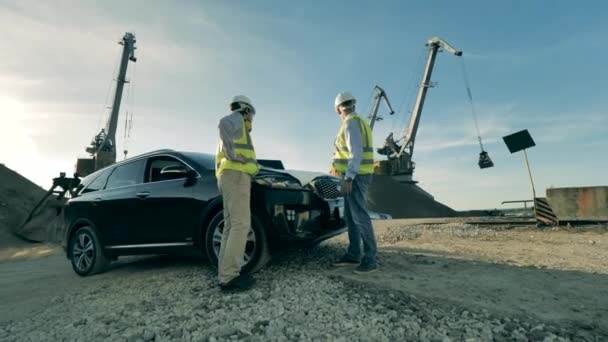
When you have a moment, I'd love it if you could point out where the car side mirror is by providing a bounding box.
[184,169,198,187]
[160,165,190,181]
[186,169,198,180]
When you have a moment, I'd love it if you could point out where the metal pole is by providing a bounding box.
[523,149,536,198]
[523,148,538,221]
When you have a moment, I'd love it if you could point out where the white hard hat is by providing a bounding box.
[230,95,256,114]
[335,92,356,109]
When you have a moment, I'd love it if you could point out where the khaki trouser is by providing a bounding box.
[217,169,252,284]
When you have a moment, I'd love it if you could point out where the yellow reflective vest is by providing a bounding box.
[215,119,259,177]
[332,114,374,175]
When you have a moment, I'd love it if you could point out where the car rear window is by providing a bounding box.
[105,159,145,190]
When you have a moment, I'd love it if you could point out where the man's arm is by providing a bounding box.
[344,120,363,179]
[218,114,242,160]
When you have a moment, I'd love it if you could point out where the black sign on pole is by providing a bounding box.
[502,129,536,154]
[502,128,538,204]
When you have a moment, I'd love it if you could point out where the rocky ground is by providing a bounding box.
[1,220,607,341]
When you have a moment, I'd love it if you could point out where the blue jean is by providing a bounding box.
[344,174,377,266]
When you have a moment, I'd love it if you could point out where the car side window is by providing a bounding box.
[146,156,191,183]
[105,159,145,190]
[81,169,112,194]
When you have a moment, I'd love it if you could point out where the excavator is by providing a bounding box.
[17,32,137,241]
[369,36,494,183]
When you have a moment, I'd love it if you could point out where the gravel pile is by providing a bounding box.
[378,223,512,244]
[0,243,593,341]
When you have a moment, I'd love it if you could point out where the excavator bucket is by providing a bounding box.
[478,151,494,169]
[16,173,80,243]
[17,196,67,243]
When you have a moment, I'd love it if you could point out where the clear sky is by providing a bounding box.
[1,0,607,210]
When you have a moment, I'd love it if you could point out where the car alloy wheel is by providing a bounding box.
[212,219,257,267]
[69,226,109,276]
[72,233,95,273]
[205,211,270,273]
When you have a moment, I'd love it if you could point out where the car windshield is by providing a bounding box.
[179,152,216,170]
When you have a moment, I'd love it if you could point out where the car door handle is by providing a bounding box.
[92,198,102,206]
[136,191,151,198]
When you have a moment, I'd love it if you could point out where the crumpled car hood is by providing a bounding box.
[257,167,334,185]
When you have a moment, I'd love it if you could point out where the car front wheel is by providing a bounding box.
[69,226,109,276]
[205,211,270,273]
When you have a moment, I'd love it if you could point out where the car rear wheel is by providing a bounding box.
[205,211,270,273]
[69,226,109,276]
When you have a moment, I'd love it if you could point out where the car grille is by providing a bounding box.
[310,177,341,199]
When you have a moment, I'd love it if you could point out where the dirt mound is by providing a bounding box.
[0,164,48,248]
[367,175,456,219]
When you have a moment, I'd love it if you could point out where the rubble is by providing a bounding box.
[0,243,592,341]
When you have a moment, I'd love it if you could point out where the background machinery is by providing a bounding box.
[17,32,137,241]
[367,85,395,130]
[366,36,494,218]
[77,32,137,177]
[374,36,494,183]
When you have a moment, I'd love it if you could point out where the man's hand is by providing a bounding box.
[329,165,338,177]
[341,178,353,195]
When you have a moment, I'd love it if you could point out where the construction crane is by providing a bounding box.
[17,32,137,241]
[77,32,137,177]
[375,36,493,182]
[368,85,395,130]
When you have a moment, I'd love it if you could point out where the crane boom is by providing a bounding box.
[399,37,462,158]
[104,32,137,151]
[368,85,395,130]
[78,32,137,177]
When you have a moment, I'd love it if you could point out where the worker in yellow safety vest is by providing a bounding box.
[215,95,259,291]
[330,92,378,274]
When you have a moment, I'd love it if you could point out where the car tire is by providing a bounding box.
[205,211,270,274]
[69,226,109,276]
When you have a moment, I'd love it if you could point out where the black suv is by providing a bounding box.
[61,150,346,276]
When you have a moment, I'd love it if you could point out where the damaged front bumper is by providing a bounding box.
[253,175,346,246]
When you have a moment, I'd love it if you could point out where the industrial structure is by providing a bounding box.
[372,37,493,184]
[18,32,137,238]
[77,32,137,177]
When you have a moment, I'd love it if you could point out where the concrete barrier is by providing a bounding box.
[546,186,608,221]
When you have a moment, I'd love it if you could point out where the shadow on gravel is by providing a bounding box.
[327,244,608,338]
[249,242,608,340]
[62,240,607,340]
[105,253,211,275]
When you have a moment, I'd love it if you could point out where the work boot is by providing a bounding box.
[332,255,360,267]
[219,273,255,292]
[353,262,378,275]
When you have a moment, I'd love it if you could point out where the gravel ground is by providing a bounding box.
[376,223,506,243]
[1,240,601,342]
[378,222,608,243]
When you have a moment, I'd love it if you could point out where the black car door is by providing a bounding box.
[131,155,199,244]
[71,168,113,242]
[98,159,146,246]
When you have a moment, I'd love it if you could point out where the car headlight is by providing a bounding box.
[254,176,302,189]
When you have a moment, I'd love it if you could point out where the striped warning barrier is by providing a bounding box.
[534,197,559,225]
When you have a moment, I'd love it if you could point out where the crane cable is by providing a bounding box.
[122,61,137,159]
[392,47,427,138]
[459,57,486,152]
